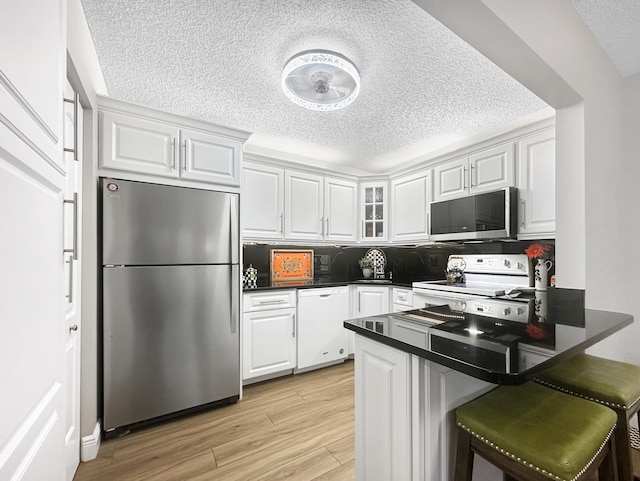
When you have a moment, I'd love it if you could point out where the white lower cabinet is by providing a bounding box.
[354,285,390,317]
[355,336,412,481]
[296,287,350,370]
[354,334,500,481]
[242,290,296,381]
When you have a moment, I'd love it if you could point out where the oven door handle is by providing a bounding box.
[412,289,479,301]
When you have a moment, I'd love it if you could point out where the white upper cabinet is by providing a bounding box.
[433,157,467,201]
[517,128,556,238]
[434,143,515,201]
[241,162,284,239]
[99,99,249,186]
[180,128,241,185]
[324,177,358,241]
[241,163,357,242]
[100,111,180,178]
[469,143,515,193]
[390,170,432,242]
[285,170,324,240]
[360,182,389,241]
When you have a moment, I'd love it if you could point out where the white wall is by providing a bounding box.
[66,0,107,457]
[619,73,640,364]
[413,0,636,364]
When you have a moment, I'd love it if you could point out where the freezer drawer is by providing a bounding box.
[103,264,240,432]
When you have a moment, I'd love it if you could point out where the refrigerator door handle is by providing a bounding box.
[230,265,239,334]
[230,194,239,264]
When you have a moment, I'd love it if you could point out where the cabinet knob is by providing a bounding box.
[69,325,78,332]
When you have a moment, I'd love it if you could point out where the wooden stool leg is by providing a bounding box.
[615,410,632,481]
[598,435,619,481]
[454,427,474,481]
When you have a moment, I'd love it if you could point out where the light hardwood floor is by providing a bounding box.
[74,360,355,481]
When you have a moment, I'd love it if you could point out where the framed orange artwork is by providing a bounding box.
[270,249,314,281]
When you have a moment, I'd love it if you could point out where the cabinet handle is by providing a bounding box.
[280,213,284,235]
[325,217,329,237]
[63,93,79,161]
[321,217,324,237]
[521,199,526,227]
[259,299,285,305]
[230,266,238,334]
[182,140,187,170]
[65,255,74,303]
[171,139,176,169]
[358,292,361,313]
[463,166,468,190]
[63,193,78,260]
[230,194,239,264]
[470,164,474,188]
[292,313,296,338]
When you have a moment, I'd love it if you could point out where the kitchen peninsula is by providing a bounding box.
[343,296,633,481]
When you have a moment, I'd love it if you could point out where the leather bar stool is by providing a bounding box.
[454,381,618,481]
[536,353,640,481]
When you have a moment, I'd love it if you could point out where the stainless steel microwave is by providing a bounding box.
[429,187,517,241]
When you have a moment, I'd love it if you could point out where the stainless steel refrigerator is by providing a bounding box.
[101,178,240,435]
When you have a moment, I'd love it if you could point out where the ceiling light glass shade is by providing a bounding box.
[282,51,360,111]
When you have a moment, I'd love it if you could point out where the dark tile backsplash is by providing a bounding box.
[243,240,554,285]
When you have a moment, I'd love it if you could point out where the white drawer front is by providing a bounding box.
[243,290,296,312]
[392,287,413,307]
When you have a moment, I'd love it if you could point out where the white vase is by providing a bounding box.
[534,259,553,291]
[534,290,548,320]
[362,268,373,278]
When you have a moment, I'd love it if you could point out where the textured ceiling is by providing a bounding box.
[80,1,555,174]
[571,0,640,78]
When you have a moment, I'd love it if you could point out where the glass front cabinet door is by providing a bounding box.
[360,182,388,241]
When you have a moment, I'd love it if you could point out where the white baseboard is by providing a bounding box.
[80,421,101,462]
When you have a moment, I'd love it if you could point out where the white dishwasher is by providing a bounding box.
[296,286,350,371]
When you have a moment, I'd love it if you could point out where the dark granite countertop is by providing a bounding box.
[344,296,633,385]
[243,276,415,291]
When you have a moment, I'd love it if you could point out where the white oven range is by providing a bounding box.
[412,254,534,324]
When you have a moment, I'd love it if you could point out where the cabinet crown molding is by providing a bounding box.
[97,95,252,143]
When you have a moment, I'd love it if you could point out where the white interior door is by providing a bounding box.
[63,80,82,481]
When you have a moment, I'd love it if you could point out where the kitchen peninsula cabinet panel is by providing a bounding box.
[100,111,180,178]
[241,162,284,239]
[390,170,432,242]
[284,170,324,241]
[517,128,556,238]
[324,177,358,241]
[355,336,412,481]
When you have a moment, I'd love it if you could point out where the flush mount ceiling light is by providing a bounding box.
[282,50,360,111]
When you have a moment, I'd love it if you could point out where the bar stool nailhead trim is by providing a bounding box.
[535,378,640,410]
[457,421,616,481]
